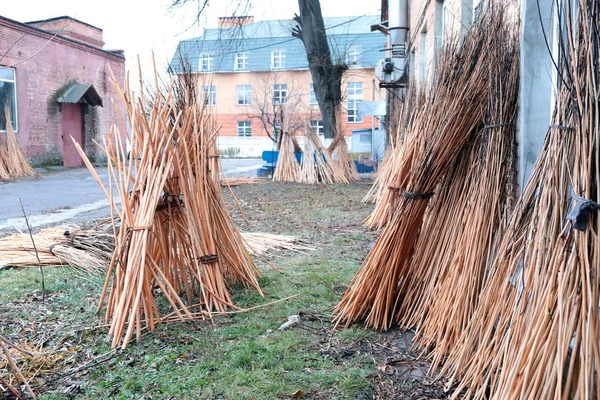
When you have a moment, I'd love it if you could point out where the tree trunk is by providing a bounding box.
[293,0,347,141]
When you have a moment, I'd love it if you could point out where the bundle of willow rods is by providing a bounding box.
[297,125,319,184]
[394,9,520,369]
[75,69,262,348]
[273,129,300,182]
[440,2,600,398]
[0,105,35,180]
[298,127,348,184]
[330,106,359,183]
[363,88,421,204]
[334,6,493,330]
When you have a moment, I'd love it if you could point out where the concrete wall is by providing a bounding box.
[518,0,556,185]
[0,15,125,165]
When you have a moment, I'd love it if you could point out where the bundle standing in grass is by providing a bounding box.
[334,5,493,330]
[0,105,35,180]
[330,107,359,183]
[298,126,348,184]
[394,11,520,369]
[273,129,300,182]
[75,70,263,349]
[441,1,600,397]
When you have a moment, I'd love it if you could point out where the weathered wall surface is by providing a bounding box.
[0,16,125,165]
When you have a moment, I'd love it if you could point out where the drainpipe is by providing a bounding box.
[378,0,409,85]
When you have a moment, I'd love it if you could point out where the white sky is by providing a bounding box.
[2,0,381,80]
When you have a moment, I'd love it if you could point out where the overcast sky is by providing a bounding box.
[2,0,380,80]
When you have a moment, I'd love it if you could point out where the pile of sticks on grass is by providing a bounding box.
[438,1,600,398]
[0,106,35,181]
[0,335,36,400]
[0,225,112,274]
[242,232,315,256]
[334,3,502,330]
[74,70,265,349]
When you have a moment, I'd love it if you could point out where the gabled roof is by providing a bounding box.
[169,15,385,74]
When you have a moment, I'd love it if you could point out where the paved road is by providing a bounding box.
[0,158,262,232]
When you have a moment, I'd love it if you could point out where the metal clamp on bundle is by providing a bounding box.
[198,254,219,264]
[402,190,435,200]
[550,124,575,132]
[567,193,600,231]
[484,123,515,129]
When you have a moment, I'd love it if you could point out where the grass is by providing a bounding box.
[1,181,386,399]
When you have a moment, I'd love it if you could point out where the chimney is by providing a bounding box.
[218,16,254,29]
[26,16,105,48]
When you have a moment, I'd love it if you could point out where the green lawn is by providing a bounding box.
[2,181,393,399]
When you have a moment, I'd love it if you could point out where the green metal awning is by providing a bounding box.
[57,84,103,107]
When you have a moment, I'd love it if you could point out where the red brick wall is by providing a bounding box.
[0,16,125,165]
[26,18,105,48]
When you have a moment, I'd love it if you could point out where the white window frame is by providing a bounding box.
[345,45,362,66]
[310,120,324,136]
[309,83,318,105]
[201,86,216,106]
[199,54,213,72]
[234,52,248,70]
[273,84,288,105]
[237,85,251,105]
[237,120,252,137]
[0,67,17,132]
[271,49,286,69]
[347,82,363,123]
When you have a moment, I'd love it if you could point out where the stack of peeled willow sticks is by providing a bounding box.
[394,6,520,370]
[74,71,264,349]
[334,2,499,330]
[297,123,349,184]
[276,105,356,184]
[273,129,300,182]
[363,88,421,204]
[0,225,113,274]
[437,1,600,398]
[0,105,36,181]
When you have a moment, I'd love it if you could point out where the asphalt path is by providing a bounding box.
[0,158,262,232]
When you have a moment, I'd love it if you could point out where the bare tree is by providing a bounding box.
[242,72,314,148]
[292,0,347,141]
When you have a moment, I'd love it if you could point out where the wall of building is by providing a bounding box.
[0,16,125,165]
[203,68,383,156]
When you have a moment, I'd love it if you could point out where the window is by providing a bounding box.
[273,84,288,105]
[310,120,324,136]
[309,84,318,104]
[237,85,251,105]
[360,132,372,144]
[199,54,213,72]
[201,86,216,106]
[235,52,248,70]
[347,82,363,123]
[0,68,17,131]
[271,49,286,69]
[346,46,362,66]
[237,120,252,137]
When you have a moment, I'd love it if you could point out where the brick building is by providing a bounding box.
[170,15,386,156]
[0,15,125,166]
